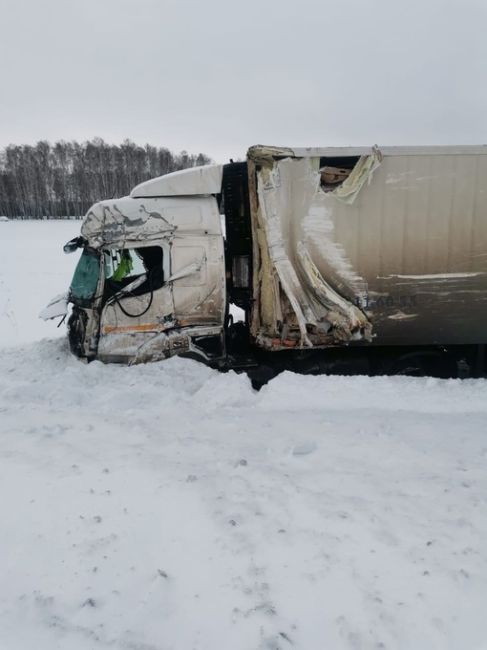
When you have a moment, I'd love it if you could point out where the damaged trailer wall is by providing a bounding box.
[248,147,487,348]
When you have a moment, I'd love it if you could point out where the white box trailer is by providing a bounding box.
[41,144,487,379]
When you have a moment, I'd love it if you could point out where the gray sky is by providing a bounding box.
[1,0,486,163]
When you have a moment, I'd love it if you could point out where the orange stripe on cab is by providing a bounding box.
[102,323,163,335]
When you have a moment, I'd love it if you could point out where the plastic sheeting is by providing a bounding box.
[331,150,382,204]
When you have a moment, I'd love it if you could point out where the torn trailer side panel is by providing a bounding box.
[247,146,487,349]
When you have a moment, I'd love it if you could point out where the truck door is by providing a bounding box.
[170,235,225,327]
[97,244,173,363]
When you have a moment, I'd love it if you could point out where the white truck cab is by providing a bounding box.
[59,164,227,364]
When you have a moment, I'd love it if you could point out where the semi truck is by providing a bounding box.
[41,144,487,381]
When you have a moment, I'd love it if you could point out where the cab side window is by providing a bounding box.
[103,246,164,299]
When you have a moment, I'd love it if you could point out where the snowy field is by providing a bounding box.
[0,220,81,345]
[1,221,487,650]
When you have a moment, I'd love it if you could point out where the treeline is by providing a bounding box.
[0,138,211,218]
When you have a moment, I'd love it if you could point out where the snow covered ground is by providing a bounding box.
[0,220,80,345]
[1,221,487,650]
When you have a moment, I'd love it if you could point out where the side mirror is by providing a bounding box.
[63,236,86,254]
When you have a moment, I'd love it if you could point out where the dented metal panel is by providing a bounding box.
[248,147,487,348]
[81,194,222,250]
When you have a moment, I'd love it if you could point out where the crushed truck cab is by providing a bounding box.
[61,167,226,364]
[42,144,487,378]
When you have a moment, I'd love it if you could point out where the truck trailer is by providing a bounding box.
[41,144,487,380]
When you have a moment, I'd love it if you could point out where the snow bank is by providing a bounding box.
[1,338,487,649]
[259,371,487,414]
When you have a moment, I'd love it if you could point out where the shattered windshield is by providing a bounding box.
[70,249,100,301]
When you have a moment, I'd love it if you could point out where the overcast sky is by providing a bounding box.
[1,0,486,162]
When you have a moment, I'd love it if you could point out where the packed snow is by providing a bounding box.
[1,221,487,650]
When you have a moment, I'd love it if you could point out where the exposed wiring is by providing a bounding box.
[113,272,154,318]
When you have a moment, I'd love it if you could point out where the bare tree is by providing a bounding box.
[0,138,211,219]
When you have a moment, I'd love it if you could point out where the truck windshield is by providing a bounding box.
[70,249,100,301]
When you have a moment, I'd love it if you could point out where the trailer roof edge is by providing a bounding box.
[248,144,487,159]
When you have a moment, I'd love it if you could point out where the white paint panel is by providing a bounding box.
[130,165,223,197]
